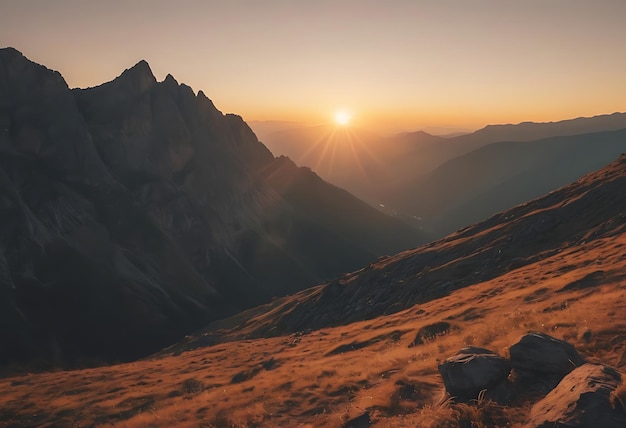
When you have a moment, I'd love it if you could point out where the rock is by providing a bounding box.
[458,346,497,356]
[438,347,511,401]
[510,332,584,375]
[343,411,370,428]
[409,321,451,346]
[181,378,204,395]
[527,364,626,427]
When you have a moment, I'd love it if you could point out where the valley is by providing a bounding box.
[252,115,626,238]
[1,146,625,427]
[2,198,624,426]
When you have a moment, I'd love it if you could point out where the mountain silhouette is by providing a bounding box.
[0,48,425,366]
[255,114,626,237]
[453,112,626,150]
[392,129,626,236]
[252,123,447,207]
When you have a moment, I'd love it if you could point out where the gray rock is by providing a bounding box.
[438,347,511,400]
[527,364,626,427]
[510,332,584,375]
[343,411,370,428]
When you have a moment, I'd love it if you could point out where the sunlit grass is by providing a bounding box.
[1,233,625,426]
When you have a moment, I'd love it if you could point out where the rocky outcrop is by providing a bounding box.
[510,332,584,375]
[439,333,585,404]
[438,334,626,427]
[527,364,626,428]
[438,347,511,401]
[507,333,586,404]
[0,48,425,367]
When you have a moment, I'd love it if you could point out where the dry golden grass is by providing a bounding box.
[1,232,625,427]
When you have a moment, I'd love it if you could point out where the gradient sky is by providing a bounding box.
[2,0,626,133]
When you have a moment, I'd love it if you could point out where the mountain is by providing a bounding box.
[185,152,626,339]
[252,123,446,207]
[0,48,425,366]
[392,128,626,236]
[402,112,626,168]
[252,113,626,236]
[454,112,626,150]
[3,155,624,426]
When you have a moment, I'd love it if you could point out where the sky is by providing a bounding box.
[2,0,626,133]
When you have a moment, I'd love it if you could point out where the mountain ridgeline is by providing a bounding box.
[254,114,626,237]
[190,153,626,342]
[393,128,626,236]
[0,48,425,366]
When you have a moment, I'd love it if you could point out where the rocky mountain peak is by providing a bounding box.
[0,47,111,183]
[0,46,66,89]
[116,59,156,93]
[195,89,221,117]
[0,50,424,366]
[163,73,178,86]
[0,46,24,59]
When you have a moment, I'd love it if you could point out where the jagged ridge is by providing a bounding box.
[0,48,425,366]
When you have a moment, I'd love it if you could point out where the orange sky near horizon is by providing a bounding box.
[2,0,626,134]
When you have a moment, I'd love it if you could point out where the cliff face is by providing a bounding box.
[0,48,425,366]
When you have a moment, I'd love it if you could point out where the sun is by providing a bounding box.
[334,110,352,126]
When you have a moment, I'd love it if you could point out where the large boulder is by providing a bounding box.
[510,332,584,375]
[527,364,626,427]
[438,347,511,401]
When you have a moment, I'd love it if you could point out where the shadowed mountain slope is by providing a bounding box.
[3,155,626,426]
[393,129,626,236]
[0,48,425,366]
[193,152,626,341]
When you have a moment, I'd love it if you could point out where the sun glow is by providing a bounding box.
[334,110,352,126]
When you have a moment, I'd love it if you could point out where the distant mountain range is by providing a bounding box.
[252,113,626,236]
[0,48,425,366]
[455,112,626,148]
[248,124,447,209]
[393,128,626,235]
